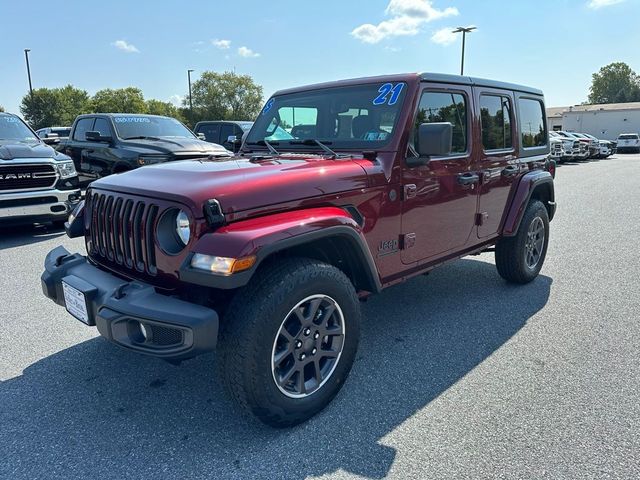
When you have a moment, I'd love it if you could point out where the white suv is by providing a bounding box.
[616,133,640,153]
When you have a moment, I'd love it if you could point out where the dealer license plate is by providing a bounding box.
[62,281,90,325]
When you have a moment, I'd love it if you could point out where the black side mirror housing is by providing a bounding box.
[417,122,453,157]
[226,134,242,153]
[407,122,453,167]
[85,131,112,144]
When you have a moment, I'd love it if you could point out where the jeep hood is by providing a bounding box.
[91,155,369,215]
[0,141,67,160]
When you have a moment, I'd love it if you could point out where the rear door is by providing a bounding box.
[474,88,518,238]
[401,84,479,265]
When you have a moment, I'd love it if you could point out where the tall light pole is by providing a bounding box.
[187,69,194,113]
[24,49,33,96]
[452,26,476,76]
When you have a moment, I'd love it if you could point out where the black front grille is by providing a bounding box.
[87,191,159,275]
[0,164,57,191]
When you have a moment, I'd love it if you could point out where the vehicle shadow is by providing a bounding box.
[0,258,552,479]
[0,223,66,249]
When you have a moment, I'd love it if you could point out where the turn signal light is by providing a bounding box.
[191,254,257,275]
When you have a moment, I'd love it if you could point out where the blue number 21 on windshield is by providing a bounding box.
[372,83,404,106]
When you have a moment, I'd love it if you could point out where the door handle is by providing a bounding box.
[502,165,519,177]
[457,172,480,185]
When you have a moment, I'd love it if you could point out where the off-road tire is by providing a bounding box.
[495,200,549,284]
[217,257,361,427]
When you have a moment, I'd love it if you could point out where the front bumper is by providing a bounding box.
[0,188,81,223]
[41,246,219,360]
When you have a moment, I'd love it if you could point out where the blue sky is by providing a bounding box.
[1,0,638,116]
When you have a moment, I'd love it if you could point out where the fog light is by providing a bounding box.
[140,323,149,341]
[190,254,256,274]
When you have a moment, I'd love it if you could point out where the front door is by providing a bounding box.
[474,88,519,238]
[401,85,479,265]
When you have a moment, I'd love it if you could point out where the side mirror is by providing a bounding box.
[406,122,453,167]
[42,133,60,145]
[85,131,112,144]
[196,132,207,141]
[226,134,242,153]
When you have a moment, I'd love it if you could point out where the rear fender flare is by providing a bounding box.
[179,207,381,292]
[502,171,555,237]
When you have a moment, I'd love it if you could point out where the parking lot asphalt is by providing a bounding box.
[1,155,639,480]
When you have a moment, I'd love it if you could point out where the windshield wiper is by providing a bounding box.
[290,139,342,158]
[246,140,280,155]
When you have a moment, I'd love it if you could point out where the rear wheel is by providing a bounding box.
[217,257,360,427]
[495,200,549,284]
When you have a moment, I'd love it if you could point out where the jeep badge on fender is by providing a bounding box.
[41,73,556,427]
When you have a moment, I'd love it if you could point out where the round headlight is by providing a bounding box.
[176,210,190,245]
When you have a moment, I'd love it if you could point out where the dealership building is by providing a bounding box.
[546,102,640,140]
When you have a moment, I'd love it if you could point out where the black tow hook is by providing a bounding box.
[113,284,128,300]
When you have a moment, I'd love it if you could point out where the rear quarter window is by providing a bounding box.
[518,98,547,148]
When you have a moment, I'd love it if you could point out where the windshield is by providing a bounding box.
[0,115,39,143]
[113,116,195,139]
[618,134,639,140]
[245,82,408,151]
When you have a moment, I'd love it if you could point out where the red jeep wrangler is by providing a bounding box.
[42,73,556,427]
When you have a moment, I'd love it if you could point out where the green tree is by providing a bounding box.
[92,87,147,113]
[185,71,263,126]
[145,99,186,122]
[588,62,640,104]
[20,85,91,129]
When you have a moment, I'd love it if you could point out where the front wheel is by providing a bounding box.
[495,200,550,284]
[217,257,360,427]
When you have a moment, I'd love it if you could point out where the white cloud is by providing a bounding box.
[112,40,139,53]
[587,0,625,8]
[351,0,458,44]
[430,27,458,45]
[238,46,260,58]
[212,39,231,49]
[168,94,184,106]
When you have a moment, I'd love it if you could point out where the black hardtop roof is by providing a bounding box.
[419,72,544,96]
[273,72,543,97]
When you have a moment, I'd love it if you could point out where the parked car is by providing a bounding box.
[0,113,80,226]
[36,126,71,145]
[548,133,564,162]
[616,133,640,153]
[557,131,589,160]
[57,114,230,185]
[42,73,556,427]
[597,140,613,158]
[550,131,580,162]
[193,120,253,151]
[569,132,599,158]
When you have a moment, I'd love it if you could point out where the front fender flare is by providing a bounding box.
[502,171,555,237]
[179,207,380,291]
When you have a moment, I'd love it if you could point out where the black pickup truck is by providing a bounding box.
[57,114,230,185]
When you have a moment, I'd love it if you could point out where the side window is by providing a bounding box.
[197,124,220,143]
[73,118,94,141]
[93,118,112,137]
[519,98,547,148]
[480,94,512,150]
[220,124,235,144]
[414,91,467,154]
